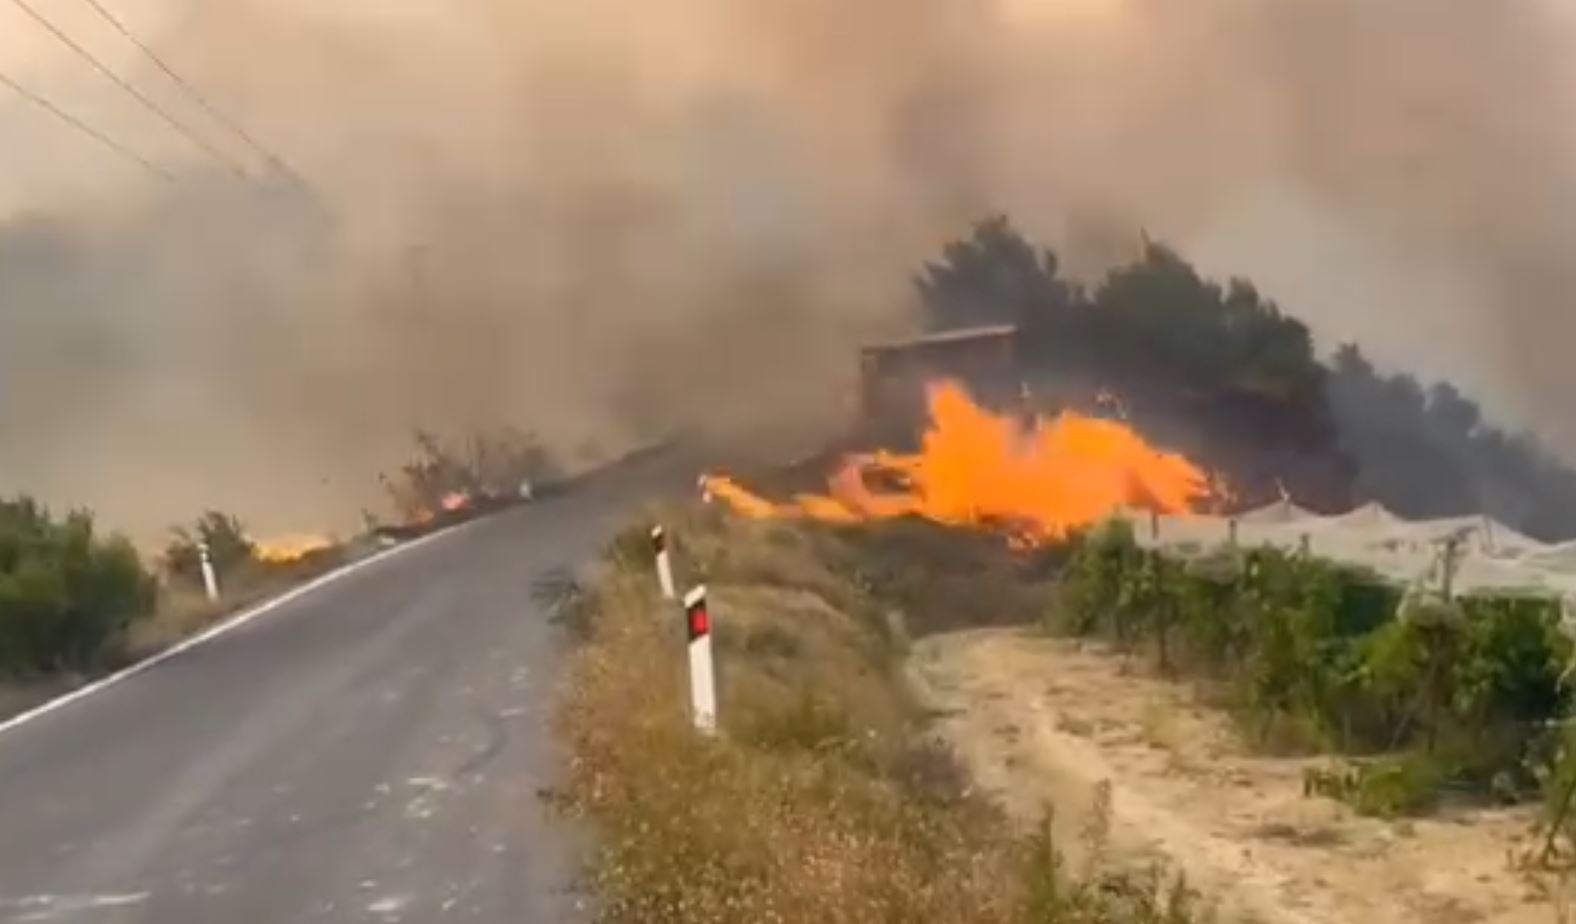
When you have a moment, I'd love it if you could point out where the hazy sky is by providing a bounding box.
[3,0,1576,541]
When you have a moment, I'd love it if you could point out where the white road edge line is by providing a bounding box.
[0,519,479,739]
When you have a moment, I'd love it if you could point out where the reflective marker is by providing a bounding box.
[199,540,220,603]
[683,585,718,735]
[651,526,676,600]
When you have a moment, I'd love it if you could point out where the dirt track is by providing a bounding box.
[910,629,1564,924]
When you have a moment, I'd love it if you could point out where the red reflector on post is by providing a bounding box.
[684,585,710,642]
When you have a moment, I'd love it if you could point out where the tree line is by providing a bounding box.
[916,217,1576,540]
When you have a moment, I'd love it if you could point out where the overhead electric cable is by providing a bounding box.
[72,0,297,176]
[0,68,172,179]
[5,0,246,175]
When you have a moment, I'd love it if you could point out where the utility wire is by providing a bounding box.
[5,0,247,175]
[71,0,297,176]
[0,68,172,179]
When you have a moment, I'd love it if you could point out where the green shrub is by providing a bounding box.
[1054,524,1573,809]
[1057,520,1144,639]
[0,496,156,676]
[163,510,254,584]
[1533,724,1576,868]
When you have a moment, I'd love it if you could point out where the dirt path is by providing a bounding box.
[910,629,1562,924]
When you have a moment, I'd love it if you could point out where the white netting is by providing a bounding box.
[1115,503,1576,602]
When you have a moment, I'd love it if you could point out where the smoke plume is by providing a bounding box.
[2,0,1574,539]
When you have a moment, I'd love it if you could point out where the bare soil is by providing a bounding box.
[910,629,1566,924]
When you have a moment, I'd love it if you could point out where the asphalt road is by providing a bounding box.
[0,452,693,923]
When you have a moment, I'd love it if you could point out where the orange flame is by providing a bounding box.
[440,491,471,513]
[254,534,334,564]
[704,381,1210,544]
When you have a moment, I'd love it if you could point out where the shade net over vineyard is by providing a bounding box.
[1118,501,1576,604]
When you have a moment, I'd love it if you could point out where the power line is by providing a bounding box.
[5,0,247,175]
[0,68,172,179]
[71,0,298,177]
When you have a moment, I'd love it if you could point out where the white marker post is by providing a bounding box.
[198,540,221,603]
[683,585,718,736]
[651,526,677,600]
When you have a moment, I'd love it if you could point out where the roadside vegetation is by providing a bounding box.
[378,428,562,527]
[555,508,1207,924]
[0,428,564,715]
[1056,520,1575,824]
[125,508,354,663]
[0,496,156,678]
[0,497,349,696]
[556,502,1576,918]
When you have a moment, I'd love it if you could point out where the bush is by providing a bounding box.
[1056,525,1572,812]
[163,509,254,584]
[382,429,562,522]
[0,496,156,676]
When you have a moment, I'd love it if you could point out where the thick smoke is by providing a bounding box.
[2,0,1575,539]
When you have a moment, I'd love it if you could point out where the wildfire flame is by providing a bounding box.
[440,491,471,513]
[254,534,334,564]
[704,381,1211,544]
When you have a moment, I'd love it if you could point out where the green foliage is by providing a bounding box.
[1457,595,1571,727]
[0,496,156,676]
[1056,528,1572,813]
[163,510,253,582]
[916,215,1081,337]
[1057,520,1144,638]
[1534,724,1576,868]
[1330,344,1576,539]
[1090,244,1323,411]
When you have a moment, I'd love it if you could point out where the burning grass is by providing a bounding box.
[554,507,1206,923]
[704,380,1213,545]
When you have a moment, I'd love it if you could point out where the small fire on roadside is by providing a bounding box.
[440,491,471,513]
[703,380,1214,546]
[254,534,334,564]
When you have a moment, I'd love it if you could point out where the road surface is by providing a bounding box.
[0,453,692,923]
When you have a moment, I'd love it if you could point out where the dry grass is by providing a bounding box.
[556,507,1205,924]
[1139,700,1186,754]
[117,546,353,666]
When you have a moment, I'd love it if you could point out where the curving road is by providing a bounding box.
[0,451,693,923]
